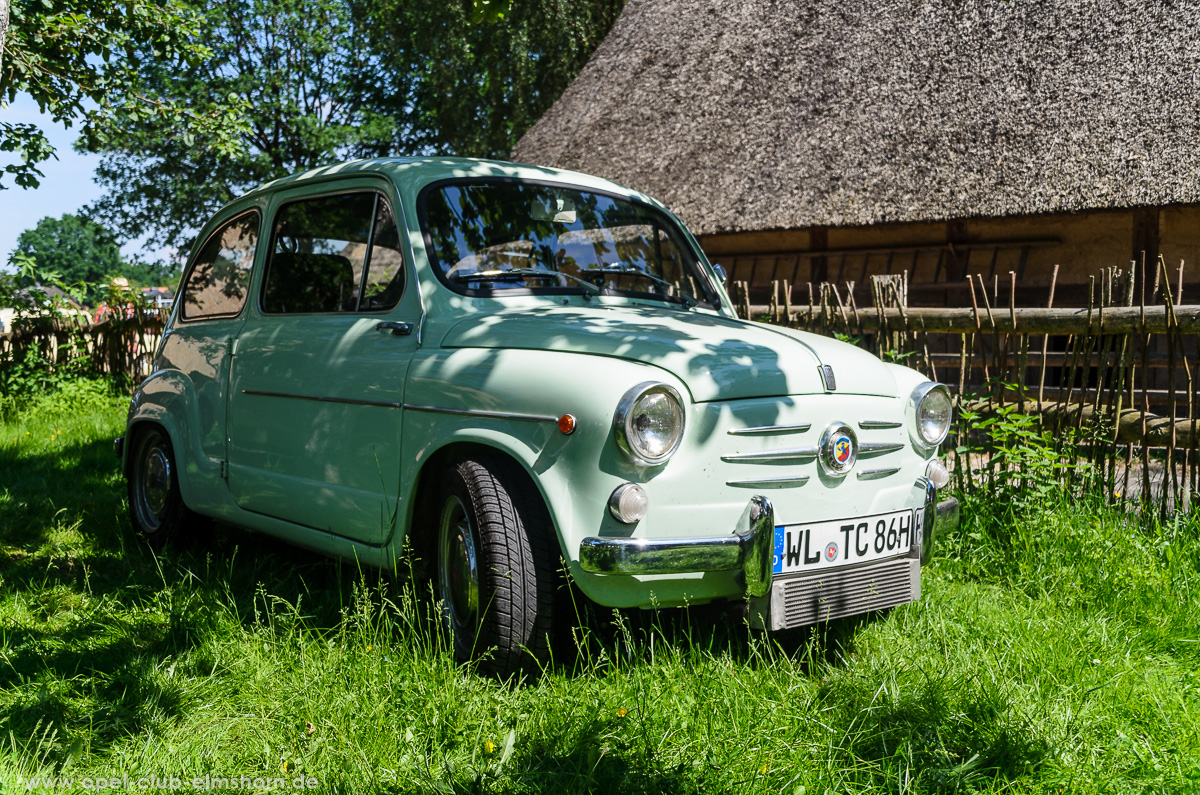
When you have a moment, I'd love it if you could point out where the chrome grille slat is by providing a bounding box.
[859,420,903,429]
[727,423,812,436]
[721,446,819,463]
[857,467,900,480]
[858,441,905,455]
[726,475,810,488]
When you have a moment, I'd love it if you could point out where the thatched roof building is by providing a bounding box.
[514,0,1200,306]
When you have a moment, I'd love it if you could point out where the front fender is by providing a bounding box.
[883,361,934,400]
[397,347,690,584]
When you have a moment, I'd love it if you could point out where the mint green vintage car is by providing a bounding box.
[117,157,958,675]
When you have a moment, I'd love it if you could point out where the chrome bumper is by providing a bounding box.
[578,487,959,599]
[934,496,960,539]
[578,496,776,597]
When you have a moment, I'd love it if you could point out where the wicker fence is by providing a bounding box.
[730,257,1200,514]
[0,309,168,384]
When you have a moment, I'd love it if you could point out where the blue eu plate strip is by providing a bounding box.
[772,525,785,574]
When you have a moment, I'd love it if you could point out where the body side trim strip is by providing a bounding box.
[402,403,559,422]
[857,467,901,480]
[859,420,903,429]
[241,389,403,408]
[240,391,559,422]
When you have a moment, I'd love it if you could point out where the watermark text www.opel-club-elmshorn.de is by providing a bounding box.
[18,774,321,791]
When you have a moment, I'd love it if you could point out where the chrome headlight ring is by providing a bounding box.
[614,381,686,466]
[909,382,952,448]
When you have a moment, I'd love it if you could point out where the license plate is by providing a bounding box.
[772,509,917,575]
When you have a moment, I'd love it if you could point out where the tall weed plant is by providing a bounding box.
[945,393,1196,642]
[955,398,1089,515]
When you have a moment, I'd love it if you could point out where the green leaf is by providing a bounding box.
[498,728,516,765]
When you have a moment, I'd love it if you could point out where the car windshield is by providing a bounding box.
[421,181,720,308]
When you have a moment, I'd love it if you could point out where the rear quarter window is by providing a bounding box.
[180,211,260,321]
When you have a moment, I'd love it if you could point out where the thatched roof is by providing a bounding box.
[513,0,1200,236]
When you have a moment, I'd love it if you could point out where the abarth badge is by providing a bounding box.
[819,422,858,478]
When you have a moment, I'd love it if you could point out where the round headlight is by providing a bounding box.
[614,382,686,465]
[912,383,952,446]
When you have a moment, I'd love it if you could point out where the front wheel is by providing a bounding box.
[127,426,206,549]
[436,456,557,677]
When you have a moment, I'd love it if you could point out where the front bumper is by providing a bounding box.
[578,484,960,603]
[578,496,776,597]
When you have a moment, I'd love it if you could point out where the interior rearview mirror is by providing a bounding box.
[532,195,577,224]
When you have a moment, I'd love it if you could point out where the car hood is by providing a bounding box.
[437,305,900,402]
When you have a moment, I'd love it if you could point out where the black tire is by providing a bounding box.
[435,455,557,677]
[127,425,207,550]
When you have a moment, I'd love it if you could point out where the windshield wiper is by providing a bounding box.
[451,268,602,295]
[578,265,698,308]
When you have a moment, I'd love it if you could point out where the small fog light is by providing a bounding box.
[608,482,649,524]
[926,459,951,489]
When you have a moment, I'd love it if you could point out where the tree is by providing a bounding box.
[0,0,10,76]
[0,0,247,190]
[371,0,625,159]
[12,213,173,303]
[88,0,405,253]
[87,0,625,254]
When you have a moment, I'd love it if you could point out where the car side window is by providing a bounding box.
[180,211,259,321]
[261,191,405,314]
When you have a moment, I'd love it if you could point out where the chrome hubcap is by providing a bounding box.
[438,495,479,636]
[135,435,172,532]
[143,447,171,517]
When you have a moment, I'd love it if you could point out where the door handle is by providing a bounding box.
[375,321,414,337]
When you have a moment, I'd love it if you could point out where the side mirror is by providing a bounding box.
[712,263,728,285]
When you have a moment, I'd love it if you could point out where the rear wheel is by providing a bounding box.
[127,426,206,549]
[435,455,557,677]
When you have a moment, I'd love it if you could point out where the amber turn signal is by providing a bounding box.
[558,414,577,434]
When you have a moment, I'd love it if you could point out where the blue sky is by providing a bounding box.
[0,94,150,267]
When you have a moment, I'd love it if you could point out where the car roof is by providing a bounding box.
[238,156,659,207]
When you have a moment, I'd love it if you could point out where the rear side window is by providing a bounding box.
[180,211,259,321]
[261,192,406,314]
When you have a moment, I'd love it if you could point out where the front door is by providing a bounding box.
[226,185,419,544]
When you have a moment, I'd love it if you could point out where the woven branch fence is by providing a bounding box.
[730,256,1200,515]
[0,309,169,384]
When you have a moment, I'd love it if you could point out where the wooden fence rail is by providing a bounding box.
[744,304,1200,335]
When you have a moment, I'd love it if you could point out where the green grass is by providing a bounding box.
[1,381,1198,793]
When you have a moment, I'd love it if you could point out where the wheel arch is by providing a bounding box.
[399,438,568,574]
[123,370,207,511]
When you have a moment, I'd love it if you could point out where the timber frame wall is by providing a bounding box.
[702,204,1200,310]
